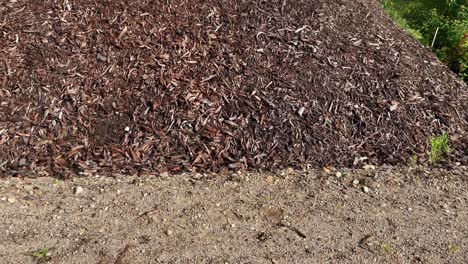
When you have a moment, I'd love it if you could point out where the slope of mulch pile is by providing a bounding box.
[1,0,467,177]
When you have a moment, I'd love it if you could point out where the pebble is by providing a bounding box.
[362,186,370,193]
[160,172,169,177]
[19,158,27,167]
[75,186,84,195]
[166,230,173,236]
[297,107,305,117]
[266,176,274,183]
[336,171,342,178]
[363,165,376,170]
[352,179,360,185]
[7,197,16,203]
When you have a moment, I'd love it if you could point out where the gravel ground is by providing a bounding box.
[1,166,467,263]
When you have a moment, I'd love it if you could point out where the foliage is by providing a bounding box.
[381,0,468,81]
[382,243,394,254]
[429,133,450,163]
[448,242,459,253]
[32,247,51,263]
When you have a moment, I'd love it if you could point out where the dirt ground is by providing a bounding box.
[1,166,467,264]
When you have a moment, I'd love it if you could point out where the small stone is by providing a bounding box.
[19,158,27,167]
[336,171,342,178]
[166,230,173,236]
[1,197,6,201]
[297,107,306,117]
[352,179,360,185]
[124,126,130,132]
[74,186,84,195]
[363,164,376,170]
[266,176,274,183]
[97,54,107,62]
[160,172,169,177]
[7,197,16,203]
[362,186,370,193]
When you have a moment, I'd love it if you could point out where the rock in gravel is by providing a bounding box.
[74,186,84,195]
[363,165,376,171]
[352,179,360,185]
[19,158,27,167]
[362,186,370,193]
[7,197,16,203]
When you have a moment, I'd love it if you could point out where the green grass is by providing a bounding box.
[448,242,459,253]
[409,154,419,166]
[382,243,394,254]
[429,133,450,164]
[32,247,51,263]
[380,0,425,42]
[380,0,468,82]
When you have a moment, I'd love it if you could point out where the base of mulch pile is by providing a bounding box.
[1,0,467,177]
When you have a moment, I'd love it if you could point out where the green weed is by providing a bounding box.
[409,154,419,166]
[382,243,393,254]
[448,242,458,253]
[32,247,51,263]
[429,133,450,163]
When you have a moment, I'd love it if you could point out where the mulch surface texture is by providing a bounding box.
[1,0,467,176]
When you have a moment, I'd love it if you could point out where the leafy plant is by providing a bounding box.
[409,154,419,166]
[32,247,51,263]
[382,243,393,254]
[448,242,459,253]
[429,133,450,163]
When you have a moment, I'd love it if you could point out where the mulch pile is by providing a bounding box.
[1,0,467,177]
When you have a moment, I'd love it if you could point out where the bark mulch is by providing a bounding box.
[1,0,467,177]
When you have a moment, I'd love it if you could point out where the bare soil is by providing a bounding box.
[1,166,467,263]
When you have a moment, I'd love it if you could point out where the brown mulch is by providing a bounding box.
[1,0,467,177]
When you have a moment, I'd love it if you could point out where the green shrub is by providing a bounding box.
[381,0,468,82]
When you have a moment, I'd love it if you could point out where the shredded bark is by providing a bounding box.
[1,0,467,177]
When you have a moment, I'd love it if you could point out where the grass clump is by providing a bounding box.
[429,133,450,164]
[382,243,393,254]
[32,247,51,263]
[448,242,458,253]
